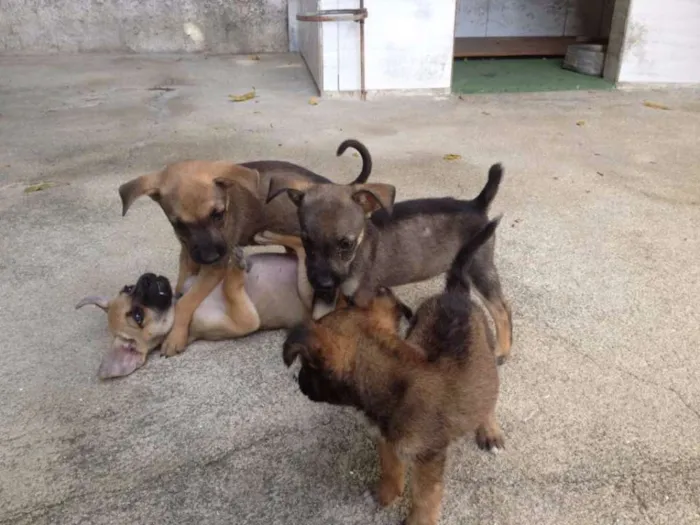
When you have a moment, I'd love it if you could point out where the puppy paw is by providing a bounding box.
[227,246,248,271]
[495,349,511,366]
[161,328,188,357]
[253,231,275,245]
[475,425,505,452]
[376,479,403,507]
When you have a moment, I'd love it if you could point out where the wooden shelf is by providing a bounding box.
[454,36,608,58]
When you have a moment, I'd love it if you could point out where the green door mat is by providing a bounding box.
[452,57,614,94]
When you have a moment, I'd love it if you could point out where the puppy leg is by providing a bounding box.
[254,231,314,311]
[377,438,405,507]
[311,295,339,320]
[406,451,446,525]
[163,264,224,356]
[469,245,513,364]
[475,410,505,451]
[220,251,261,335]
[176,245,201,295]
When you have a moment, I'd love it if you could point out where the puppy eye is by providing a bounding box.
[121,285,135,295]
[337,237,354,251]
[210,209,225,221]
[130,307,145,326]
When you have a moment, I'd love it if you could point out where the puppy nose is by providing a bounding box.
[199,250,223,264]
[202,251,221,264]
[315,275,335,289]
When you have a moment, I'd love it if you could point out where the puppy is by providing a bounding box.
[118,139,372,357]
[282,219,504,525]
[77,232,321,379]
[269,163,513,363]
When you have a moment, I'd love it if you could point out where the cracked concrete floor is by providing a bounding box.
[1,54,699,525]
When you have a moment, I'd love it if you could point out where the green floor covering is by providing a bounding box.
[452,57,614,94]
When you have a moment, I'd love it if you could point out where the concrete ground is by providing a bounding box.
[1,54,699,525]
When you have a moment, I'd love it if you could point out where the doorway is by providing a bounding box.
[452,0,618,94]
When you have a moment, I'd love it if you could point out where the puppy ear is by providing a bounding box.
[75,295,111,312]
[283,323,313,367]
[213,164,260,196]
[98,341,147,379]
[351,183,396,216]
[119,172,161,216]
[266,178,314,206]
[377,287,413,321]
[286,189,305,207]
[397,300,413,321]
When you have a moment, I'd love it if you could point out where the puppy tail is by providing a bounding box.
[337,139,373,184]
[473,163,504,211]
[446,216,501,293]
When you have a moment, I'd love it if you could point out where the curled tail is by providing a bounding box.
[337,139,373,184]
[473,163,504,211]
[445,216,502,293]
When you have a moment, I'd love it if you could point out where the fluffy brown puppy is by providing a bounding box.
[282,218,505,525]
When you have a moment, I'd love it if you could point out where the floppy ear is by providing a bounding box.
[213,163,260,196]
[118,171,161,216]
[75,295,111,312]
[351,183,396,216]
[397,300,413,321]
[266,177,314,206]
[98,341,147,380]
[283,323,314,367]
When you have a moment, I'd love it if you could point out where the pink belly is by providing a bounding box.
[244,253,308,329]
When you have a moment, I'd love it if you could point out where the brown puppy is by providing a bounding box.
[268,163,513,364]
[282,219,504,525]
[118,140,372,357]
[76,232,328,379]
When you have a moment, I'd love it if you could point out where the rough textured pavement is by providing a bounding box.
[1,54,699,525]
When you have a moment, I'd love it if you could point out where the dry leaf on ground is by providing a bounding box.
[229,90,256,102]
[643,100,671,110]
[308,97,319,106]
[443,154,462,161]
[24,182,57,193]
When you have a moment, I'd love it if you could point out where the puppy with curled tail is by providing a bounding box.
[117,139,374,357]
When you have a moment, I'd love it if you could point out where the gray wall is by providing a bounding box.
[455,0,615,38]
[0,0,289,54]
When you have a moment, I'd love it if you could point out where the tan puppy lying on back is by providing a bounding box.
[77,232,319,379]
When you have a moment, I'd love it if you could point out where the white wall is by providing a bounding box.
[297,0,324,91]
[617,0,700,84]
[320,0,456,93]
